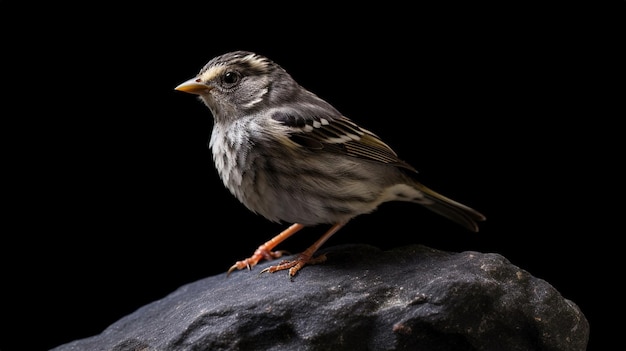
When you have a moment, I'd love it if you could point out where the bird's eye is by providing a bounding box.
[222,71,241,86]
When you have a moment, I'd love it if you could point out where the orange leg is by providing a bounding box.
[227,223,304,276]
[260,222,346,277]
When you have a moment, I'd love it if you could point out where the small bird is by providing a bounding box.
[175,51,486,277]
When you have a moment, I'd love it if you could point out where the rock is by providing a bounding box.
[50,244,589,351]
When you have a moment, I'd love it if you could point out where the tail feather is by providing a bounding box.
[415,183,486,232]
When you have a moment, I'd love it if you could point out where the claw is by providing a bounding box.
[256,253,328,277]
[226,223,345,278]
[227,260,249,277]
[226,250,291,277]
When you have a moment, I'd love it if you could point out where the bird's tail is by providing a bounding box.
[413,182,486,232]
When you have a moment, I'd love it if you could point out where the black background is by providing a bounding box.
[1,2,620,351]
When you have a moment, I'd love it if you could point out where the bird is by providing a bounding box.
[174,50,486,277]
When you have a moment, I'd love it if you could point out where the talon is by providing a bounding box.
[227,260,250,277]
[226,250,290,277]
[259,259,291,275]
[257,223,344,277]
[257,253,329,277]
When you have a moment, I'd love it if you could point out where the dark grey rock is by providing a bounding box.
[51,244,589,351]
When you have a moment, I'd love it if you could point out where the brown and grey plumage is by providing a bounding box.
[175,51,486,277]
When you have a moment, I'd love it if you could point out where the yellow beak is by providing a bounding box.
[174,78,213,95]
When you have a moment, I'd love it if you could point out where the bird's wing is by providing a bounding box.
[271,110,417,172]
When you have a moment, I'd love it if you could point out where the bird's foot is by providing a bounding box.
[227,247,290,276]
[260,253,327,277]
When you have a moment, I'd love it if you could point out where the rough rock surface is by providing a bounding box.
[51,244,589,351]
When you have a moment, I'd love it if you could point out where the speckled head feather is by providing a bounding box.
[197,51,275,83]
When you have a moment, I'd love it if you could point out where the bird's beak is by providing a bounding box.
[175,78,213,95]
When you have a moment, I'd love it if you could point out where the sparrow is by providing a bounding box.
[175,51,486,277]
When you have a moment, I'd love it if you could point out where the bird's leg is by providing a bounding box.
[260,222,346,277]
[227,223,304,276]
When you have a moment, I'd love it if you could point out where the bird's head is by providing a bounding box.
[175,51,294,123]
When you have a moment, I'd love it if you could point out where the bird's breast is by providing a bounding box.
[208,121,408,226]
[209,124,251,203]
